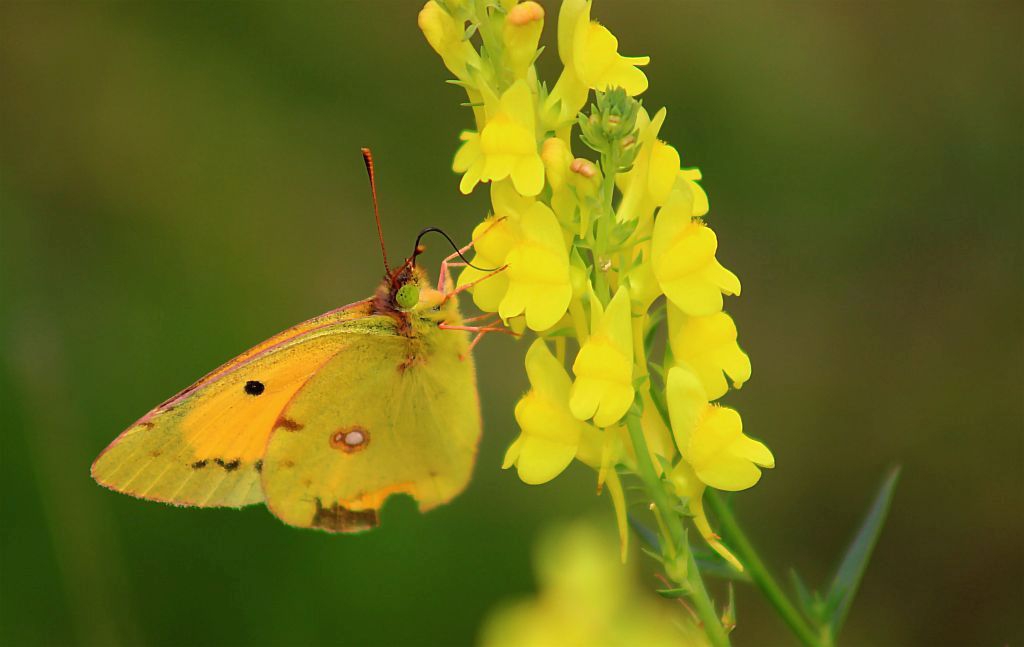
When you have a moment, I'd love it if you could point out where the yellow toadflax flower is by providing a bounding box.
[668,304,751,401]
[666,366,773,492]
[545,0,650,128]
[505,340,590,484]
[666,366,772,570]
[569,286,634,428]
[651,185,741,316]
[458,182,572,331]
[499,201,573,331]
[453,79,544,196]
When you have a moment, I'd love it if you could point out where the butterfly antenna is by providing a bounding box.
[361,147,390,276]
[413,227,500,271]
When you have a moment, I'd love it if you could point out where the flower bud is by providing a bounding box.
[503,1,545,81]
[418,1,479,80]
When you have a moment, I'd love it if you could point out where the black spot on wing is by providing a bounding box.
[214,458,240,471]
[254,460,263,473]
[191,460,208,469]
[244,380,265,396]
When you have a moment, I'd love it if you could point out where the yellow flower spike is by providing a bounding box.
[503,2,545,82]
[505,340,588,484]
[569,286,635,427]
[666,366,774,491]
[668,303,752,401]
[669,460,743,572]
[499,202,573,331]
[418,1,480,81]
[651,189,741,316]
[616,108,680,227]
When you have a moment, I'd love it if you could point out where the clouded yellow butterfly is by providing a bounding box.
[92,149,500,532]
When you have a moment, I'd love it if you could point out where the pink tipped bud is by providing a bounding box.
[570,158,597,178]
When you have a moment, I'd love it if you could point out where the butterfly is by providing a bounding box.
[91,149,506,532]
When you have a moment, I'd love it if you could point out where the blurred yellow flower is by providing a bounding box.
[651,190,740,316]
[667,367,774,492]
[668,304,751,401]
[453,80,544,196]
[505,340,589,484]
[479,522,710,647]
[570,286,634,427]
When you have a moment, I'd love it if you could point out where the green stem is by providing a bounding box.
[707,492,824,647]
[626,413,730,647]
[590,149,618,305]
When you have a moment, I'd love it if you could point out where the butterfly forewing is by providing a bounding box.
[91,300,373,507]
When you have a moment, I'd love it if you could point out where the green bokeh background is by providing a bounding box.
[2,2,1020,645]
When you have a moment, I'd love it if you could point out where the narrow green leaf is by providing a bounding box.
[788,568,822,623]
[697,559,752,583]
[825,466,901,635]
[628,515,661,552]
[721,583,737,633]
[656,586,692,599]
[641,547,665,564]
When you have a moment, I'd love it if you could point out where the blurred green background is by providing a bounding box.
[1,2,1020,645]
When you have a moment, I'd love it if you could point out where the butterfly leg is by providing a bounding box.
[439,319,516,360]
[436,217,509,295]
[461,312,499,324]
[440,265,508,306]
[436,240,476,294]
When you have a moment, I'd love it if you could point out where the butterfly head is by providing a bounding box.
[387,256,426,313]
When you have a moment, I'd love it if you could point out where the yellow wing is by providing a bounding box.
[261,319,481,532]
[91,300,374,508]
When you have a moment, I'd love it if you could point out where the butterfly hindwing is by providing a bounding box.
[91,300,374,507]
[261,319,480,532]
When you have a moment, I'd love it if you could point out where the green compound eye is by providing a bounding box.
[395,283,420,310]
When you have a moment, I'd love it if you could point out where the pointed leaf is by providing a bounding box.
[825,466,901,635]
[789,568,823,623]
[697,559,752,583]
[721,583,737,633]
[629,515,661,552]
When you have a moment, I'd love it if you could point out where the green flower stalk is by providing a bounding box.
[421,2,775,644]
